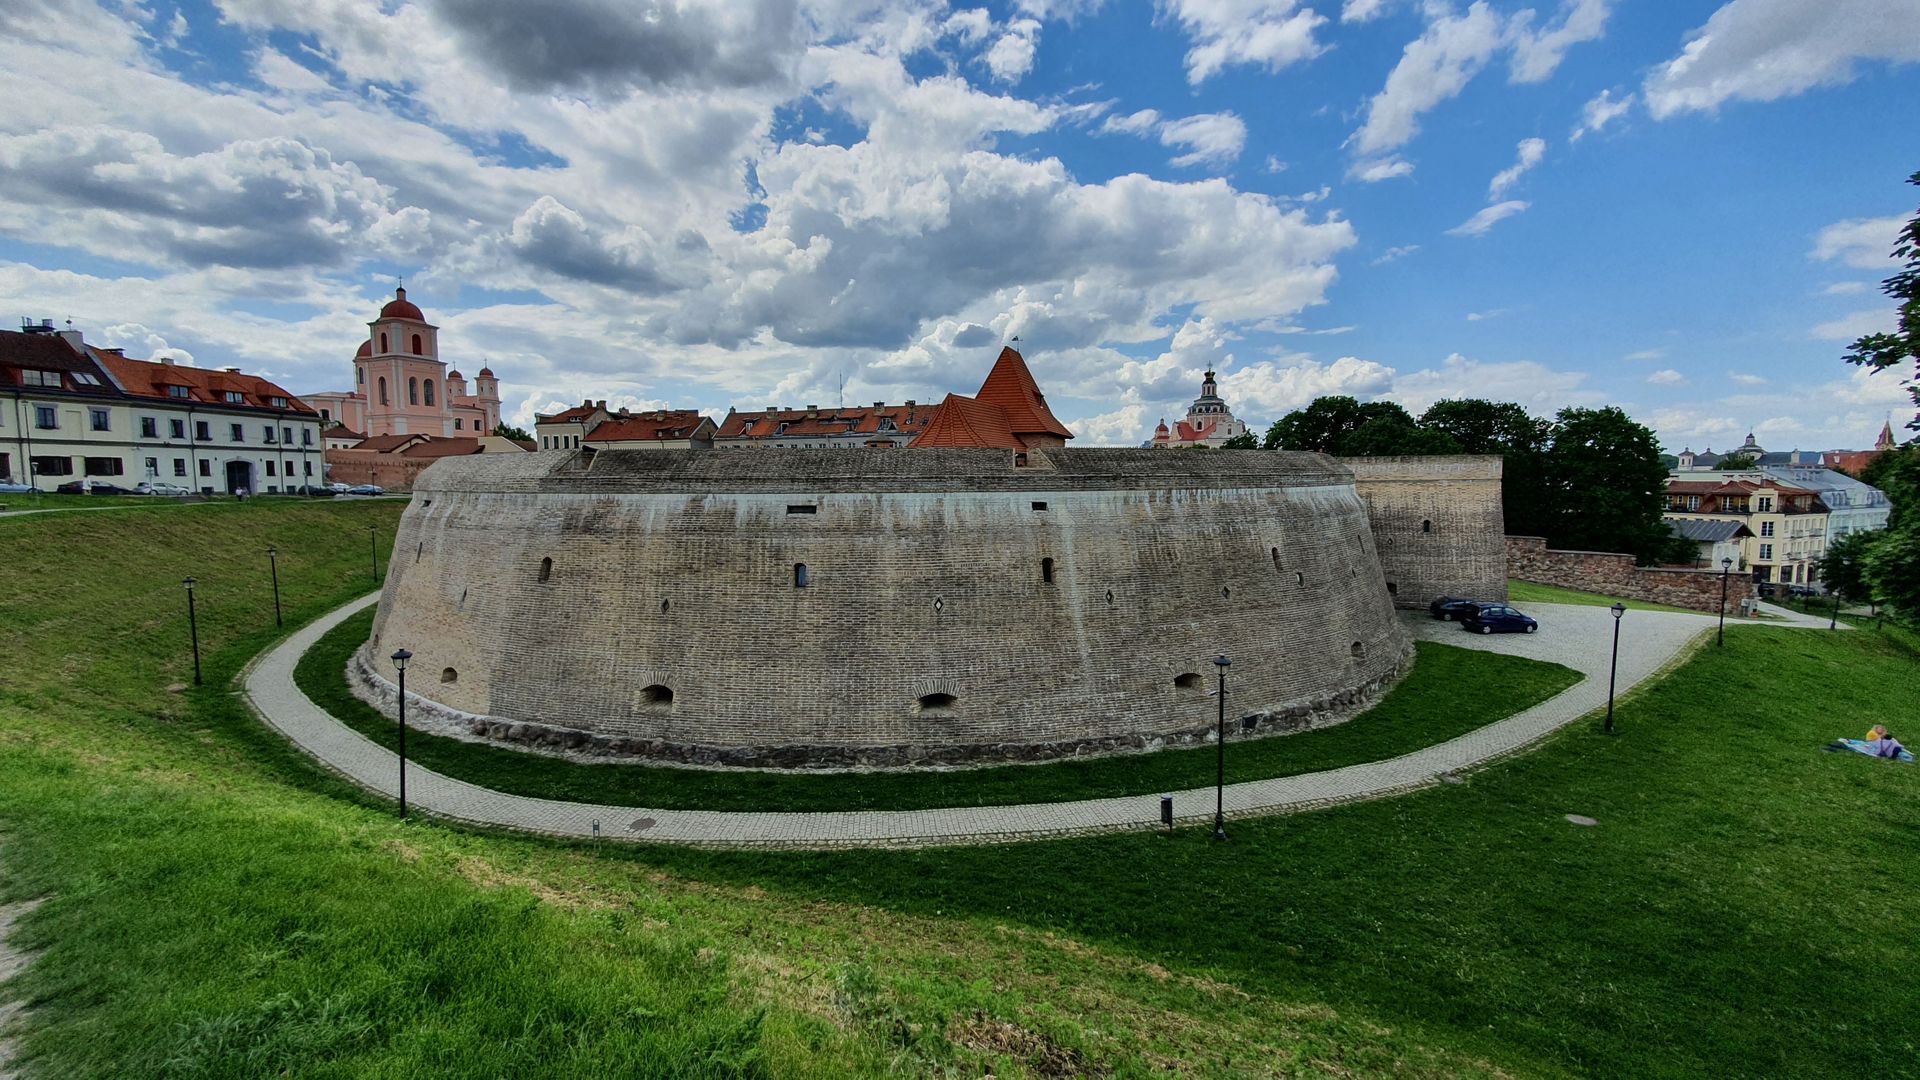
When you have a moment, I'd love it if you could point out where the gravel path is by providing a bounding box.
[243,594,1826,849]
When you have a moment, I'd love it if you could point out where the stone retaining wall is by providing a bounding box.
[1506,535,1755,613]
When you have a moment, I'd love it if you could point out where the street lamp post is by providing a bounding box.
[1717,557,1732,647]
[1830,590,1840,631]
[183,576,201,686]
[367,524,379,585]
[1604,602,1625,735]
[1212,654,1230,842]
[391,648,412,818]
[267,545,282,628]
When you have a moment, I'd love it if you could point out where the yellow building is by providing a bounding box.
[1664,477,1830,587]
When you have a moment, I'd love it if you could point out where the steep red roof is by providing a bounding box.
[323,424,366,440]
[588,411,712,443]
[537,405,599,425]
[973,347,1072,441]
[714,403,934,441]
[94,352,317,416]
[908,393,1022,450]
[355,339,372,359]
[354,433,430,453]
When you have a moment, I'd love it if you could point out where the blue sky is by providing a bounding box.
[1,0,1915,452]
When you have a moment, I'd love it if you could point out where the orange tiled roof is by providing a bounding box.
[399,437,483,458]
[537,405,599,425]
[908,393,1023,450]
[354,433,430,453]
[589,411,711,443]
[714,403,934,440]
[974,346,1073,440]
[94,352,317,415]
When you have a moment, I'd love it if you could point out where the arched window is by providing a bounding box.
[1173,672,1202,689]
[794,563,808,588]
[538,557,552,583]
[1351,641,1366,660]
[1271,546,1281,572]
[411,333,423,355]
[408,377,418,405]
[379,332,388,353]
[640,684,673,708]
[441,667,457,684]
[1421,519,1432,533]
[423,379,435,406]
[916,692,957,715]
[377,376,388,405]
[1041,557,1054,584]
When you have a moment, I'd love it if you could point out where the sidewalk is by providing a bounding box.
[244,596,1803,850]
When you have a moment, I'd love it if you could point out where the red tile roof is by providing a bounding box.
[714,403,934,440]
[94,352,317,416]
[537,405,599,425]
[0,331,118,397]
[323,424,366,440]
[399,437,483,458]
[588,411,712,443]
[378,286,426,323]
[354,433,430,453]
[908,393,1022,450]
[974,347,1073,441]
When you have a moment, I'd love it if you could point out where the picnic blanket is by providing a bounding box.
[1834,738,1915,763]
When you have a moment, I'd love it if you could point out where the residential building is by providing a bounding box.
[535,401,616,451]
[1759,463,1890,543]
[1150,370,1249,449]
[2,321,322,494]
[585,411,715,449]
[304,287,503,438]
[1664,476,1830,586]
[1667,518,1753,569]
[910,346,1075,451]
[714,401,933,449]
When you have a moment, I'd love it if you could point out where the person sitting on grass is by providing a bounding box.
[1873,728,1907,759]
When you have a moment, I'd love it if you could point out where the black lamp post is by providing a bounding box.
[1604,602,1625,735]
[1830,589,1841,631]
[183,576,201,686]
[1717,556,1732,647]
[1212,654,1230,842]
[367,524,379,585]
[266,545,282,628]
[391,647,411,818]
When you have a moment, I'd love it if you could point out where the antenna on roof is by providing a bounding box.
[837,368,845,410]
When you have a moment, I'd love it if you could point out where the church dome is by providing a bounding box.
[448,369,464,380]
[477,367,495,379]
[355,339,371,359]
[379,286,425,322]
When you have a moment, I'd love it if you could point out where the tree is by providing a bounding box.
[1860,443,1920,524]
[1338,417,1462,456]
[1819,530,1882,602]
[1220,431,1260,449]
[1715,453,1758,470]
[1419,399,1556,537]
[493,422,534,443]
[1842,170,1920,433]
[1542,406,1675,565]
[1263,397,1417,453]
[1864,525,1920,620]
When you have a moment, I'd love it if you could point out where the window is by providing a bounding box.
[265,461,276,477]
[83,457,123,476]
[1042,557,1054,584]
[639,684,673,709]
[1031,501,1048,511]
[301,428,312,446]
[538,557,552,583]
[71,372,100,387]
[198,460,211,477]
[167,385,191,399]
[441,668,458,685]
[411,333,423,355]
[141,417,158,438]
[304,461,312,476]
[1351,641,1366,660]
[423,379,435,406]
[21,369,59,387]
[195,421,210,441]
[1687,495,1700,511]
[916,692,957,715]
[170,418,185,439]
[224,391,244,404]
[1760,521,1774,537]
[90,408,110,431]
[270,396,288,408]
[173,458,187,477]
[1757,496,1774,512]
[282,426,293,444]
[264,425,277,443]
[378,377,388,405]
[408,377,418,406]
[1173,672,1203,689]
[229,423,244,442]
[1759,543,1773,560]
[379,332,388,353]
[34,406,57,429]
[793,563,808,588]
[30,456,72,476]
[455,418,463,430]
[1421,519,1432,533]
[785,504,817,514]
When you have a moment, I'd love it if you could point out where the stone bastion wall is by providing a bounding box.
[356,447,1417,769]
[1340,456,1508,608]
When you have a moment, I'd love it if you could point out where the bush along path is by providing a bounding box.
[244,595,1810,849]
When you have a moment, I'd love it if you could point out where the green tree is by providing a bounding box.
[1715,453,1758,470]
[1263,397,1416,453]
[493,422,534,443]
[1542,406,1675,564]
[1418,398,1555,537]
[1819,530,1881,602]
[1860,443,1919,524]
[1339,417,1463,456]
[1841,170,1920,433]
[1220,431,1260,449]
[1863,525,1920,619]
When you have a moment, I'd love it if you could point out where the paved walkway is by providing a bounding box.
[244,595,1830,849]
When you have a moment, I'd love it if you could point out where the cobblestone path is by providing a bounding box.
[244,594,1826,849]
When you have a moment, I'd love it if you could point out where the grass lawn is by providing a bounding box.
[1508,579,1703,615]
[2,500,1916,1077]
[298,609,1578,812]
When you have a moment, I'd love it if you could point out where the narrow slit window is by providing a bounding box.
[1295,571,1305,587]
[538,557,552,583]
[1271,546,1281,572]
[1031,501,1048,511]
[1421,519,1432,533]
[786,504,817,514]
[1041,557,1054,584]
[794,563,808,588]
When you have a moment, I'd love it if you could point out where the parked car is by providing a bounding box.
[1429,596,1492,621]
[347,483,385,496]
[326,482,353,494]
[1786,585,1818,600]
[55,481,133,495]
[1756,582,1778,599]
[0,481,33,494]
[1459,604,1539,635]
[135,481,192,496]
[287,484,336,497]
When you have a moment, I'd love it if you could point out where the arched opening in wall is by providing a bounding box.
[660,599,670,614]
[1351,641,1366,660]
[1295,571,1305,587]
[441,667,457,684]
[538,557,552,583]
[1042,557,1054,584]
[640,684,674,709]
[378,376,388,405]
[794,563,809,588]
[1421,519,1432,533]
[411,333,423,355]
[916,692,958,716]
[408,377,419,405]
[379,332,388,352]
[1173,672,1203,690]
[1271,547,1281,572]
[423,378,435,406]
[1221,586,1231,599]
[1386,582,1398,597]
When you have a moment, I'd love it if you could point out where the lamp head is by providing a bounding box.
[267,545,276,556]
[1214,655,1231,668]
[182,576,195,590]
[1722,557,1732,569]
[1611,602,1626,620]
[391,647,412,670]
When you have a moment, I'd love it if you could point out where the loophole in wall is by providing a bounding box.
[441,667,457,684]
[1173,672,1203,689]
[640,684,674,709]
[1351,641,1366,660]
[916,692,958,716]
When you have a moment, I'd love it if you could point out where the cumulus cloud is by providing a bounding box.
[1810,308,1895,342]
[1570,88,1632,141]
[1487,136,1545,199]
[1166,0,1329,84]
[1219,354,1396,414]
[1646,368,1686,385]
[984,18,1042,82]
[1386,352,1594,413]
[1811,215,1905,269]
[1342,0,1389,22]
[1643,0,1920,119]
[1445,200,1529,237]
[1158,112,1248,168]
[1348,156,1414,183]
[481,196,681,293]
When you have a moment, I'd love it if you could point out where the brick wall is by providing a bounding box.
[1506,535,1756,614]
[1342,455,1508,609]
[360,448,1418,767]
[324,449,448,492]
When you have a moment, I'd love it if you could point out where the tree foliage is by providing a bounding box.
[1541,406,1677,565]
[1419,398,1554,537]
[1818,530,1881,602]
[1262,397,1417,453]
[493,422,534,443]
[1841,169,1920,433]
[1220,431,1260,449]
[1715,453,1758,470]
[1857,446,1920,619]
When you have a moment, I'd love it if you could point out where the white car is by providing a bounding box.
[327,482,353,494]
[135,481,192,496]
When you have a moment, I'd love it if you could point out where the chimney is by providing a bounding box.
[223,366,241,373]
[160,356,175,366]
[58,327,84,349]
[597,400,607,410]
[874,401,884,410]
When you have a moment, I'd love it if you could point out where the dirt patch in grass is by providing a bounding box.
[1,893,45,1080]
[947,1010,1095,1077]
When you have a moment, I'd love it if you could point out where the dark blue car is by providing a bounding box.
[1459,604,1538,635]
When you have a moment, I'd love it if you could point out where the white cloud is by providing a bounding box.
[1644,407,1739,446]
[1643,0,1920,119]
[1158,112,1248,168]
[984,18,1042,82]
[1728,372,1766,386]
[1569,88,1632,141]
[1351,2,1506,157]
[1348,156,1414,183]
[1810,308,1896,342]
[1372,244,1420,265]
[1385,352,1595,414]
[1507,0,1610,84]
[1623,348,1665,361]
[1100,108,1161,135]
[1487,136,1545,199]
[1445,200,1529,237]
[1465,308,1508,322]
[1263,154,1288,173]
[1071,400,1152,445]
[943,8,994,45]
[1811,215,1905,269]
[1219,354,1397,413]
[1166,0,1329,84]
[1821,281,1871,296]
[1646,368,1686,385]
[1342,0,1389,23]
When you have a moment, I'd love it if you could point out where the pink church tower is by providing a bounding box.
[358,286,448,436]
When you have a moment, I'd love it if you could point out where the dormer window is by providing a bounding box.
[20,369,59,388]
[269,396,288,408]
[167,385,191,399]
[224,391,245,404]
[71,372,101,386]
